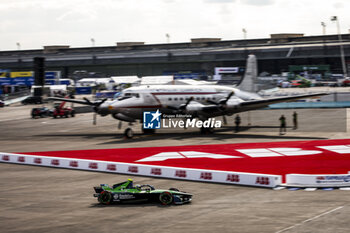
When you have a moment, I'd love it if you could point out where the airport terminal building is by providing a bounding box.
[0,33,350,79]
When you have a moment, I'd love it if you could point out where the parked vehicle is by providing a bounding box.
[21,96,43,105]
[52,101,75,118]
[31,107,51,118]
[342,78,350,87]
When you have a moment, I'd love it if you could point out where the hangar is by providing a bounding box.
[0,33,349,79]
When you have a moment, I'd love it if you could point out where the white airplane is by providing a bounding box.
[50,55,326,138]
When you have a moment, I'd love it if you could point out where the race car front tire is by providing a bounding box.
[98,191,112,205]
[159,192,173,205]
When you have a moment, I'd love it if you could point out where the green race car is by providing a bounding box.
[93,179,192,205]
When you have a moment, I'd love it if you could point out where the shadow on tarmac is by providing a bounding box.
[98,133,327,145]
[38,124,328,145]
[89,202,179,208]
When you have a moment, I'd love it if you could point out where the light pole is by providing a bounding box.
[91,38,96,62]
[16,42,21,63]
[242,28,247,40]
[331,16,347,77]
[166,33,170,43]
[321,22,326,35]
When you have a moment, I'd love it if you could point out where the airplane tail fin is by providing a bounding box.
[236,54,258,93]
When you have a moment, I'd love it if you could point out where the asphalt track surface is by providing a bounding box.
[1,103,350,233]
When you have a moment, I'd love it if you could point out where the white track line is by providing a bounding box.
[276,206,344,233]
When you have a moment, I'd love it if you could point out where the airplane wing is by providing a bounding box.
[198,92,328,114]
[239,92,328,110]
[48,97,103,106]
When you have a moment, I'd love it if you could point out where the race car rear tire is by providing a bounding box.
[98,191,112,205]
[159,192,173,205]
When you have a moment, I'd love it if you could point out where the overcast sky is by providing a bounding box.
[0,0,349,51]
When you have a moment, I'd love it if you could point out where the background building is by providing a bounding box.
[0,33,349,80]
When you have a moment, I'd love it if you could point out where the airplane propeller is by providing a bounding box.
[179,96,194,111]
[206,92,233,126]
[82,97,108,125]
[222,115,227,125]
[220,91,234,105]
[166,97,194,129]
[167,96,194,113]
[93,112,97,125]
[83,97,108,112]
[206,91,234,110]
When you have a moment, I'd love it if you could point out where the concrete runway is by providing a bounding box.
[1,103,350,232]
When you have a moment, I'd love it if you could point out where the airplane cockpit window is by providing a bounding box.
[113,92,122,99]
[117,92,140,100]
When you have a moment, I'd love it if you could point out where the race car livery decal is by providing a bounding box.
[113,194,136,200]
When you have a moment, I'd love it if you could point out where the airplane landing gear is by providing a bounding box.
[121,123,156,139]
[124,128,134,139]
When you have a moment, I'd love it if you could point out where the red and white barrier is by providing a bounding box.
[5,139,350,188]
[0,152,281,188]
[286,174,350,187]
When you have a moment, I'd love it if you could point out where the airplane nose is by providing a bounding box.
[97,104,111,116]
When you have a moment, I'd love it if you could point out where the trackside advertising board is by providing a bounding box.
[286,174,350,187]
[0,152,281,188]
[2,139,350,187]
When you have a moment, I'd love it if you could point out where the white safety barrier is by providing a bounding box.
[0,152,282,188]
[286,174,350,187]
